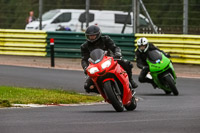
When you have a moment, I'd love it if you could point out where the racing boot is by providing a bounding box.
[118,59,138,89]
[126,62,138,89]
[127,69,138,89]
[129,76,138,89]
[150,80,158,89]
[144,77,158,89]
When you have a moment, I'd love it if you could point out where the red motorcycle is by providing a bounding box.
[86,49,137,112]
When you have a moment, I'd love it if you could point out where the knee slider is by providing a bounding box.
[84,82,90,92]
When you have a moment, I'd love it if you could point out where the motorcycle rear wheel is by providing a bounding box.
[125,96,137,111]
[164,75,179,96]
[103,81,124,112]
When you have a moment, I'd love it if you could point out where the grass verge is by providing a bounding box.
[0,86,103,108]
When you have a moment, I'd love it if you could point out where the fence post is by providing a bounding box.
[39,0,43,30]
[50,38,55,67]
[183,0,188,34]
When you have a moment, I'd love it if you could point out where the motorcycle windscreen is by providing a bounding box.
[89,49,105,63]
[147,50,162,64]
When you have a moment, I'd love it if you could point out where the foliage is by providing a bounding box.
[143,0,200,27]
[0,0,199,33]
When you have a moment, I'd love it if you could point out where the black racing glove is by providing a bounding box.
[114,52,122,59]
[165,53,171,58]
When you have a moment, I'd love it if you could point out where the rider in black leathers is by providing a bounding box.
[81,25,138,93]
[136,37,170,88]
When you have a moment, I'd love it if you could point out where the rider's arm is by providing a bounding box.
[136,51,145,69]
[104,36,122,57]
[150,43,170,57]
[80,43,90,70]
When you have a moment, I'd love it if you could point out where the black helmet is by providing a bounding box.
[85,25,101,43]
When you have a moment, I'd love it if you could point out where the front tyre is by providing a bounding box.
[164,90,172,95]
[103,81,124,112]
[164,75,179,96]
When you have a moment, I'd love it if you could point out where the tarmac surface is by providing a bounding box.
[0,55,200,78]
[0,55,200,133]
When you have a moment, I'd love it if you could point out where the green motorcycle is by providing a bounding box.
[146,50,179,96]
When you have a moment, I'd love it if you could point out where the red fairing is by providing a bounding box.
[86,55,132,105]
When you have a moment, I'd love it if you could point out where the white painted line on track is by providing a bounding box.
[9,102,107,108]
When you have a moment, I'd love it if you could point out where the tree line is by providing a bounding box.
[0,0,199,34]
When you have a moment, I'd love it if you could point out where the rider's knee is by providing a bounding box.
[127,61,133,68]
[84,79,98,93]
[123,60,133,68]
[119,60,133,72]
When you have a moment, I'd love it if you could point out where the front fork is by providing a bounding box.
[102,78,122,98]
[162,73,175,87]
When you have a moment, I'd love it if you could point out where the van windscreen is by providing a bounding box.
[42,10,60,21]
[115,14,131,25]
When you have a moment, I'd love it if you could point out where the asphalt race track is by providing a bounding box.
[0,65,86,92]
[0,65,200,133]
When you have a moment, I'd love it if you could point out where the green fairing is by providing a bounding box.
[146,52,177,93]
[147,54,170,72]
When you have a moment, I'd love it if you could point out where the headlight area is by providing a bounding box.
[88,67,99,74]
[101,59,112,70]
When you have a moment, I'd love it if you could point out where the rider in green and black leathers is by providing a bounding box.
[136,37,170,88]
[81,25,138,93]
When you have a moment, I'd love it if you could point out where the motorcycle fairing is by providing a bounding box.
[146,50,177,91]
[87,49,132,105]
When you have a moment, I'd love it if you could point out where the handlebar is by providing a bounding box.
[113,57,122,61]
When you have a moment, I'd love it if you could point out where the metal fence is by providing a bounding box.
[0,0,199,34]
[0,29,47,56]
[1,29,200,64]
[46,31,136,61]
[135,33,200,65]
[0,29,136,61]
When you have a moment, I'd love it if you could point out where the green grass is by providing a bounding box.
[0,86,103,107]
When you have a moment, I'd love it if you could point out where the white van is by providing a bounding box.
[25,9,150,33]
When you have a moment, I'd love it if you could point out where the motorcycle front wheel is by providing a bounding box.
[164,75,179,96]
[103,80,124,112]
